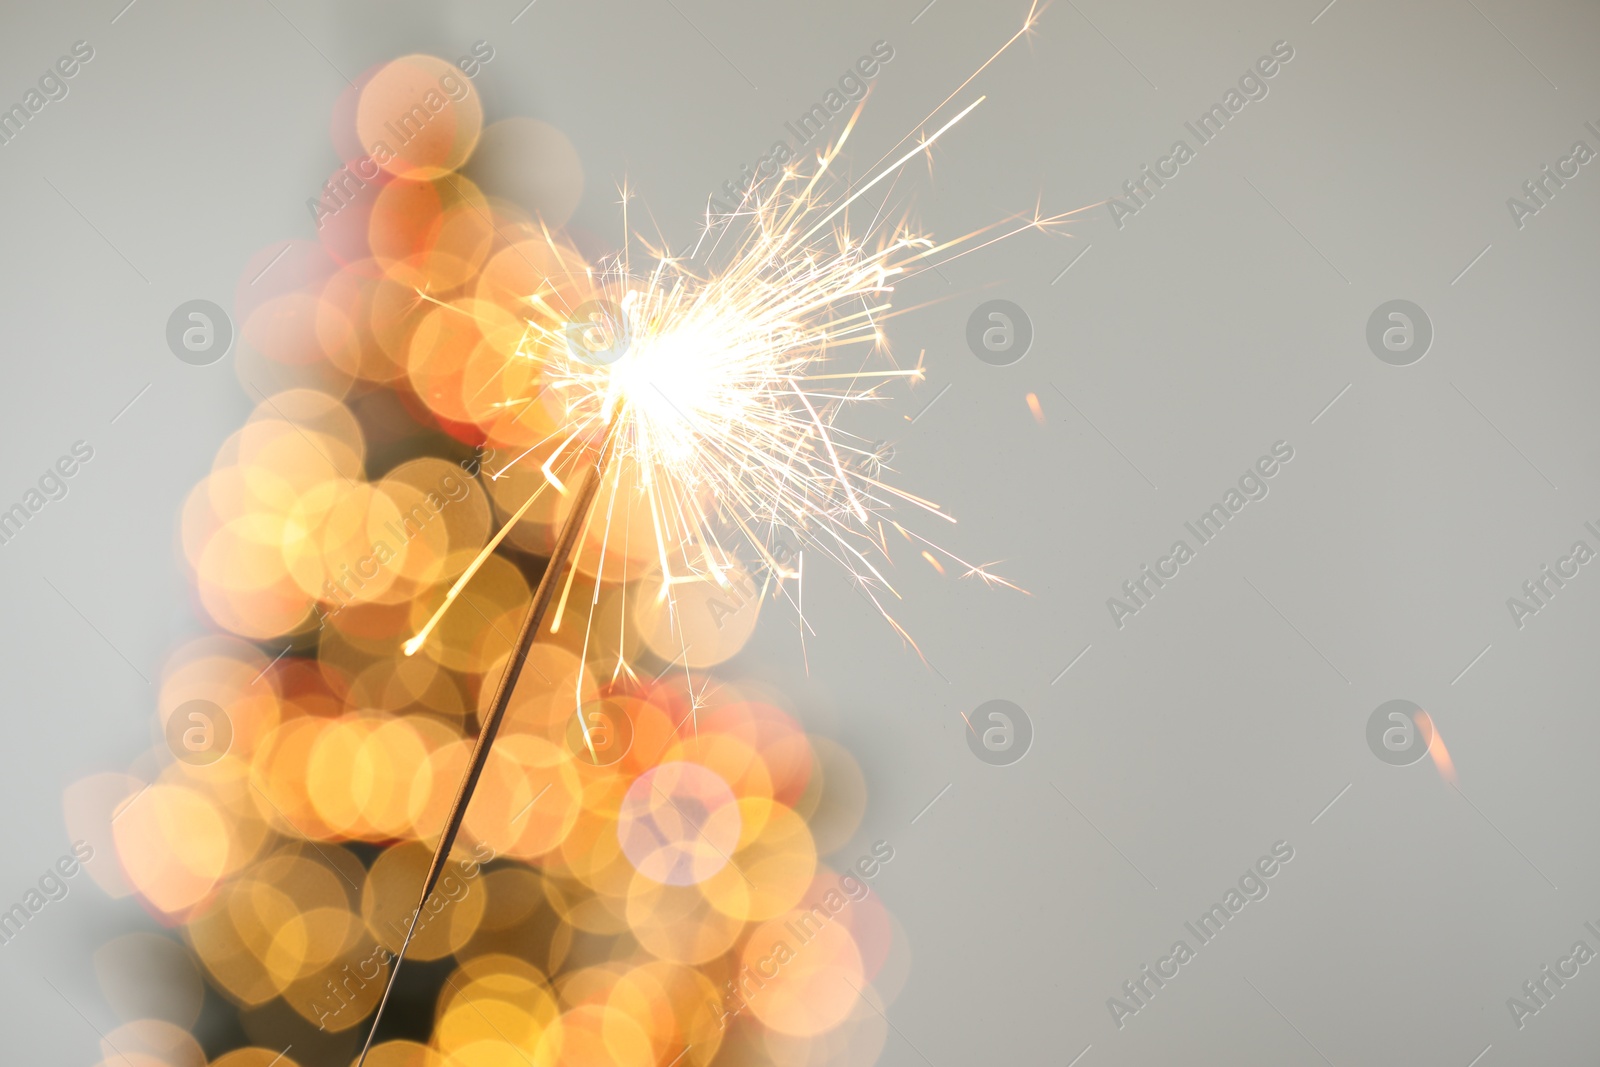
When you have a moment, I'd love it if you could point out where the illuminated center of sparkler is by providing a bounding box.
[606,315,731,467]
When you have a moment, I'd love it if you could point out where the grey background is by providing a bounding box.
[1,0,1597,1063]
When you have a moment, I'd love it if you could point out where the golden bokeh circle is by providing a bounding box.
[356,55,483,180]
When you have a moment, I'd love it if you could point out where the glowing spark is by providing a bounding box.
[1026,392,1046,424]
[1417,710,1457,784]
[404,477,555,656]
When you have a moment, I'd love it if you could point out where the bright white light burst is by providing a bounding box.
[407,2,1085,680]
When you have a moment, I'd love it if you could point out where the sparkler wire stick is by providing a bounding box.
[354,412,624,1067]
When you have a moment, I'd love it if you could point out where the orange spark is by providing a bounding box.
[1416,710,1457,784]
[1026,392,1045,424]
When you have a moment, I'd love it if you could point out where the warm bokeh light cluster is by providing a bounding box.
[67,54,907,1067]
[73,634,898,1065]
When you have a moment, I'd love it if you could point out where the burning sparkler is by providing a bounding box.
[356,5,1085,1059]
